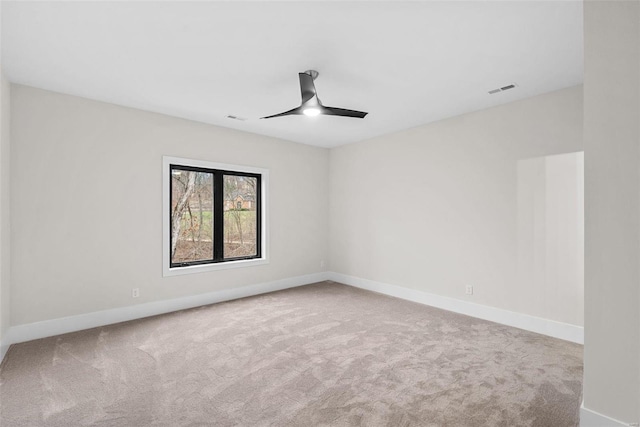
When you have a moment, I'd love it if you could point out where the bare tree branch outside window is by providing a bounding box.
[168,162,261,268]
[171,170,213,263]
[223,175,257,258]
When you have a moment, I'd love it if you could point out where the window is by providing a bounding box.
[163,157,268,276]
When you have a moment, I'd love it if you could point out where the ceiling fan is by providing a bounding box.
[261,70,368,119]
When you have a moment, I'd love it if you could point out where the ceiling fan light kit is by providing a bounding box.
[261,70,368,120]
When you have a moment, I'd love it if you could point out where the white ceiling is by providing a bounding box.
[1,1,583,148]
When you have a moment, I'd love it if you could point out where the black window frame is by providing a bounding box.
[169,164,262,268]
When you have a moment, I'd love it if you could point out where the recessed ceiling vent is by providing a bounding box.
[226,115,247,121]
[488,84,517,95]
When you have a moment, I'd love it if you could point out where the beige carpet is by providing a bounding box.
[0,281,583,426]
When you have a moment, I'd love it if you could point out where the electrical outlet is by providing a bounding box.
[320,260,326,268]
[132,288,140,298]
[465,285,473,295]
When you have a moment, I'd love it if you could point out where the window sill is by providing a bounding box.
[163,257,269,277]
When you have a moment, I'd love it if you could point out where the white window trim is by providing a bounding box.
[162,156,269,277]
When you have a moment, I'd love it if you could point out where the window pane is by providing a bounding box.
[171,169,213,263]
[223,175,257,258]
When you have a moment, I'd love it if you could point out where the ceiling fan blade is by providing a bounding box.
[262,71,367,120]
[321,106,368,119]
[299,72,317,104]
[260,106,303,119]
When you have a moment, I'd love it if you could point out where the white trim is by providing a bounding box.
[580,403,636,426]
[164,257,269,276]
[162,156,270,277]
[3,272,328,348]
[328,272,584,344]
[1,272,587,366]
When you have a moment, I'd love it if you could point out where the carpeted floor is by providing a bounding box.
[0,281,583,426]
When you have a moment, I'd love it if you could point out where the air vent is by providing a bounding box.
[488,83,517,95]
[226,115,247,121]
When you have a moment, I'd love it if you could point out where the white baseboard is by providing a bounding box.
[580,403,637,426]
[328,272,584,344]
[3,272,329,352]
[0,270,585,368]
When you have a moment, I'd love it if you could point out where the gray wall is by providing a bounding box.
[8,84,586,333]
[583,1,640,423]
[10,85,329,326]
[329,86,584,326]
